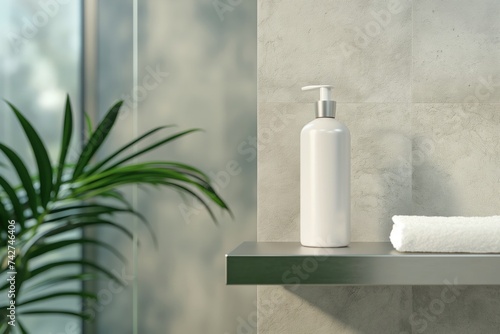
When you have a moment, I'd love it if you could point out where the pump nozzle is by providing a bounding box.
[301,85,333,101]
[301,85,336,118]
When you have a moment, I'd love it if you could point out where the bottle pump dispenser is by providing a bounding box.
[300,85,351,247]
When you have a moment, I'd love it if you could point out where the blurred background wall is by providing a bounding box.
[1,1,82,333]
[1,0,256,333]
[94,1,256,333]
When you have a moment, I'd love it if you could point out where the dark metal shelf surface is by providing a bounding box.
[226,242,500,285]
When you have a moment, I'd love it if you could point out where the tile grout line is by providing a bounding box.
[258,101,500,105]
[409,1,415,332]
[410,0,414,106]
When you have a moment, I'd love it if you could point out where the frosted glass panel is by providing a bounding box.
[95,1,257,333]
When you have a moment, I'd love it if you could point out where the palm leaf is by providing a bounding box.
[0,199,8,228]
[84,112,93,139]
[102,128,201,172]
[83,126,173,176]
[74,166,206,193]
[46,203,156,246]
[166,181,218,223]
[156,161,211,182]
[0,175,25,227]
[20,219,134,255]
[27,259,123,284]
[17,319,29,334]
[26,238,126,263]
[72,101,123,180]
[0,322,8,334]
[94,189,132,209]
[47,203,146,223]
[24,273,97,294]
[193,182,232,217]
[6,101,53,208]
[53,95,73,198]
[0,144,39,218]
[19,310,91,321]
[18,291,97,307]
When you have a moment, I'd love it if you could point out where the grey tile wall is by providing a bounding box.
[412,0,500,103]
[258,0,500,333]
[258,0,412,103]
[411,104,500,217]
[411,285,500,333]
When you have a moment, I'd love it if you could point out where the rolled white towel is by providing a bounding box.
[390,215,500,253]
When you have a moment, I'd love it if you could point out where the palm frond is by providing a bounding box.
[101,128,202,172]
[27,259,123,285]
[0,96,230,332]
[6,102,53,209]
[72,101,123,179]
[83,126,173,176]
[24,273,98,294]
[18,291,97,307]
[53,95,73,198]
[0,176,24,227]
[0,143,39,219]
[26,238,126,263]
[18,310,91,321]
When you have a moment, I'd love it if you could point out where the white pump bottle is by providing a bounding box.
[300,85,351,248]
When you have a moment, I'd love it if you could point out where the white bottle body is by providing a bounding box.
[300,118,351,247]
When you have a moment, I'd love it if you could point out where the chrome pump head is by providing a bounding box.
[301,85,336,118]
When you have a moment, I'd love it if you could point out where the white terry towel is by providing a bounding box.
[390,215,500,253]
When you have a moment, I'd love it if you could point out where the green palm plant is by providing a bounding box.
[0,96,230,333]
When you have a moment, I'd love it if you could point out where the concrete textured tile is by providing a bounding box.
[343,103,412,241]
[411,104,500,216]
[257,102,302,241]
[411,286,500,333]
[258,102,411,242]
[258,0,412,103]
[258,285,413,334]
[413,0,500,102]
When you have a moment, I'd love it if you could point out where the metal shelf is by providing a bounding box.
[226,242,500,285]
